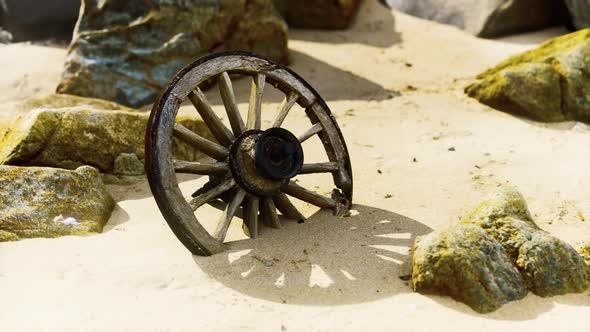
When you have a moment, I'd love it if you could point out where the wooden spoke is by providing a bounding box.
[213,189,247,242]
[188,87,235,146]
[299,162,339,174]
[247,74,266,130]
[273,193,306,222]
[218,72,245,136]
[189,178,235,211]
[273,92,299,128]
[261,198,282,229]
[173,160,228,175]
[243,197,259,239]
[298,123,323,143]
[173,123,229,161]
[283,182,337,209]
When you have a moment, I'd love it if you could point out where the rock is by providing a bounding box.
[466,30,590,123]
[56,0,289,108]
[580,244,590,265]
[0,165,114,241]
[113,153,144,176]
[0,0,80,41]
[461,185,590,297]
[273,0,361,29]
[0,94,213,174]
[412,224,527,313]
[382,0,568,37]
[565,0,590,30]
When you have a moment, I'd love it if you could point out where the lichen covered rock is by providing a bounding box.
[461,185,590,297]
[466,29,590,123]
[0,165,115,241]
[412,224,527,313]
[0,95,213,174]
[56,0,289,107]
[273,0,361,29]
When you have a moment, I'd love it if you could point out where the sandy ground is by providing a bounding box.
[1,1,589,331]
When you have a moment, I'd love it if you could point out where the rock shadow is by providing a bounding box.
[194,205,432,305]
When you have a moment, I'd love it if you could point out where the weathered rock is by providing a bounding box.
[273,0,361,29]
[383,0,568,37]
[565,0,590,30]
[0,165,114,241]
[461,185,590,297]
[113,153,144,176]
[0,0,80,41]
[580,244,590,265]
[466,29,590,123]
[0,95,213,174]
[412,224,527,313]
[56,0,289,108]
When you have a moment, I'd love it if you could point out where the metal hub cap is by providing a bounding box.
[230,128,304,196]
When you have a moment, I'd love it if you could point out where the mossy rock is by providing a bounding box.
[0,94,213,174]
[466,29,590,123]
[461,185,590,297]
[56,0,289,108]
[412,224,527,313]
[273,0,361,29]
[0,165,115,241]
[580,244,590,265]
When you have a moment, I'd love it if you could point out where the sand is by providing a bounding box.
[1,1,589,331]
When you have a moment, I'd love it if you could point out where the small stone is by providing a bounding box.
[113,153,144,176]
[448,147,456,151]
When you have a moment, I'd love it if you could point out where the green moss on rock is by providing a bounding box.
[56,0,289,107]
[466,29,590,123]
[412,224,527,313]
[0,165,115,241]
[0,95,214,174]
[461,185,590,297]
[580,244,590,265]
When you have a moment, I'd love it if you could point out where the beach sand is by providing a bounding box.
[0,1,589,331]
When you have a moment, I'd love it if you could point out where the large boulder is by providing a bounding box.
[273,0,361,29]
[412,224,527,313]
[461,186,590,297]
[466,29,590,123]
[0,0,80,41]
[565,0,590,30]
[56,0,289,108]
[382,0,568,37]
[0,165,114,241]
[0,94,213,174]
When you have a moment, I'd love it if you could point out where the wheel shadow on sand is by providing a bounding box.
[194,204,432,305]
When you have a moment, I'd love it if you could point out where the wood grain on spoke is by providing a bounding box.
[188,87,235,146]
[298,123,323,143]
[273,193,306,222]
[189,178,235,211]
[218,72,245,136]
[213,189,247,242]
[299,162,339,174]
[173,160,228,175]
[247,74,266,130]
[261,198,281,229]
[243,197,259,239]
[173,123,228,161]
[273,92,299,128]
[283,182,337,209]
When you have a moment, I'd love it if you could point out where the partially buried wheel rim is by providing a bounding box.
[146,51,353,256]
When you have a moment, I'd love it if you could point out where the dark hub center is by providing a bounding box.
[255,128,304,180]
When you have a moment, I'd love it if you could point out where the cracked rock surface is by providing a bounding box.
[465,29,590,123]
[413,185,590,313]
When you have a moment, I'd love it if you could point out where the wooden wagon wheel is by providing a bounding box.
[146,52,353,256]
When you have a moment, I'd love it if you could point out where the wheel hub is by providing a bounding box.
[229,128,304,196]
